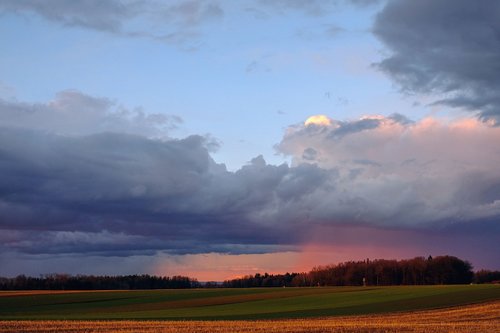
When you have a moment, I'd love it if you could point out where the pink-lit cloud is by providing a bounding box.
[277,115,500,227]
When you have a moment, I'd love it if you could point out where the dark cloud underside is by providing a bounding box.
[374,0,500,123]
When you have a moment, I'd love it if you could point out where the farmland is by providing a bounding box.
[0,301,498,333]
[0,285,498,320]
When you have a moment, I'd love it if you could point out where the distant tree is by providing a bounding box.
[302,255,474,287]
[425,256,473,284]
[0,255,479,290]
[0,274,199,290]
[474,270,500,284]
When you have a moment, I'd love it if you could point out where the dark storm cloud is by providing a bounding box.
[0,127,256,255]
[374,0,500,123]
[0,126,337,256]
[0,105,342,257]
[1,92,500,265]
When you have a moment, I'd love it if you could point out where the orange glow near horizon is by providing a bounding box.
[151,252,303,281]
[151,248,415,281]
[150,226,425,281]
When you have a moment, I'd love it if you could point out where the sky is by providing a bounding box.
[0,0,499,281]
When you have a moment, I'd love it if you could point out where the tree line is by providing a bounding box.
[1,256,498,290]
[223,256,499,287]
[0,274,200,290]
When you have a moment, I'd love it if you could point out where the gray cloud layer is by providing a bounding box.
[0,0,132,32]
[0,126,304,256]
[374,0,500,123]
[0,91,181,137]
[0,0,380,48]
[0,0,224,47]
[1,92,499,263]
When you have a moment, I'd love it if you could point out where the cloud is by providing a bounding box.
[295,24,345,41]
[0,127,235,255]
[0,0,382,50]
[0,91,499,271]
[159,0,223,26]
[0,0,224,48]
[255,0,383,16]
[0,90,181,137]
[373,0,500,123]
[0,0,132,32]
[277,115,500,226]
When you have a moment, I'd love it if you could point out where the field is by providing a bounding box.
[0,301,499,332]
[1,286,499,332]
[0,285,499,320]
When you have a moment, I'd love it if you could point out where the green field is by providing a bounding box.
[0,285,499,320]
